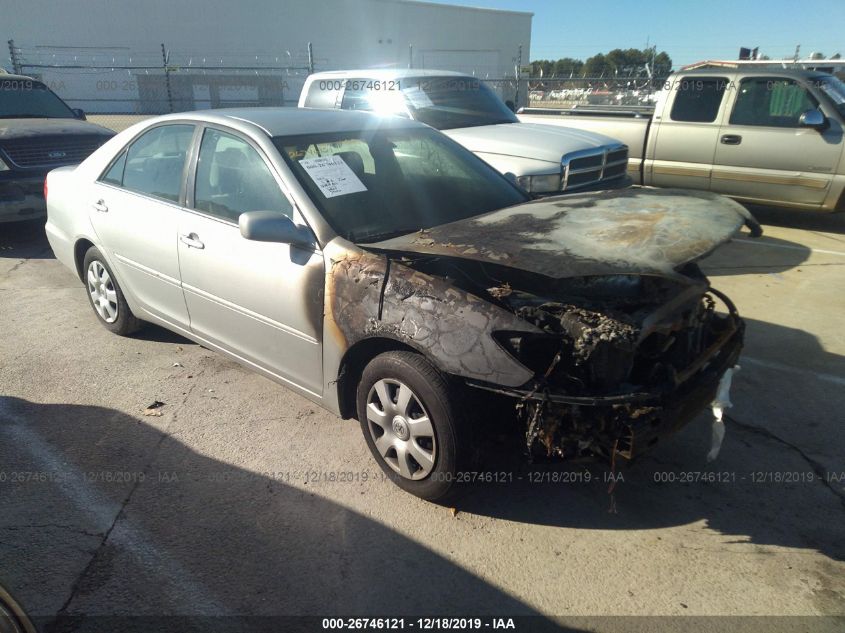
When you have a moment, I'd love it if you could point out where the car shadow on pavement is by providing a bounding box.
[0,397,577,632]
[700,233,812,276]
[131,323,197,346]
[747,206,845,236]
[0,219,54,260]
[459,315,845,564]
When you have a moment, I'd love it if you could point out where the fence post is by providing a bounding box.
[161,43,174,113]
[8,39,21,75]
[307,42,314,75]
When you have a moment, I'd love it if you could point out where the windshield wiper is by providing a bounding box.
[354,227,422,243]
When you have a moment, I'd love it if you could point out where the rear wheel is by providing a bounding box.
[83,247,142,336]
[357,351,464,501]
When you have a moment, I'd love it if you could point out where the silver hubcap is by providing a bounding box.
[87,261,118,323]
[366,379,436,480]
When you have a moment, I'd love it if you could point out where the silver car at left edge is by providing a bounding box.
[45,108,759,501]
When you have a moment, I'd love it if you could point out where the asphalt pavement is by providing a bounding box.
[0,207,843,632]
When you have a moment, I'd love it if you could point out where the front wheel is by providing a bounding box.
[357,351,465,501]
[83,246,142,336]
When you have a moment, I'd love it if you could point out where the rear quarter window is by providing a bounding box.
[670,77,728,123]
[304,79,341,108]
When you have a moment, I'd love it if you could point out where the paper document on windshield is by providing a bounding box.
[299,155,367,198]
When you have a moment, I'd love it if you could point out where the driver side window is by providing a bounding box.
[730,78,819,127]
[193,128,292,223]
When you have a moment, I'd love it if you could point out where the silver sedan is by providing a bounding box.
[45,108,754,500]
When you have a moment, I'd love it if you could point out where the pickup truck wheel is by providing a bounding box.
[357,351,462,501]
[83,247,142,336]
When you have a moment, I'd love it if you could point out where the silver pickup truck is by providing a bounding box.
[520,68,845,211]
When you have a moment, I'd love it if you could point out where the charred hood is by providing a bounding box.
[368,188,761,280]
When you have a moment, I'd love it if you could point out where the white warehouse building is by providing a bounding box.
[3,0,532,113]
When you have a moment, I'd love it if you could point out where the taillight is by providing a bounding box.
[43,178,48,201]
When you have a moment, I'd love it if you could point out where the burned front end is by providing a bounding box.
[474,270,743,462]
[336,189,759,465]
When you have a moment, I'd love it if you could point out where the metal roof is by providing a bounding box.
[673,67,834,79]
[680,59,845,71]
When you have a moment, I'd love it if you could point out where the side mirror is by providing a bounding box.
[799,109,827,130]
[239,211,315,249]
[505,99,516,113]
[71,108,87,120]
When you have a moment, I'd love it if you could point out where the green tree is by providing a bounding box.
[534,49,673,78]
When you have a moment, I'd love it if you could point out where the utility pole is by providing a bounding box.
[408,44,413,69]
[307,42,314,74]
[161,43,174,113]
[514,44,522,108]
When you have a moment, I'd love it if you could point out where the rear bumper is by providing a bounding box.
[0,173,47,223]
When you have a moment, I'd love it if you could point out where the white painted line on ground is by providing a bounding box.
[732,238,845,257]
[0,399,230,616]
[742,356,845,387]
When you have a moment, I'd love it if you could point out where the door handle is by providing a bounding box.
[92,199,108,213]
[720,134,742,145]
[179,233,205,249]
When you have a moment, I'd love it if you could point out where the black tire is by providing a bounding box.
[357,351,466,501]
[82,246,143,336]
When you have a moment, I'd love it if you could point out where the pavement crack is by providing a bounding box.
[809,231,845,245]
[54,374,205,618]
[3,259,27,276]
[726,413,845,510]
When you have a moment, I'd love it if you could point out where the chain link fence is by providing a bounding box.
[7,41,317,131]
[7,41,667,131]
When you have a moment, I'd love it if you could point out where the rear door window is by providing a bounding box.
[670,77,728,123]
[120,124,195,203]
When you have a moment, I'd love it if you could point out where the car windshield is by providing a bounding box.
[0,78,76,119]
[816,75,845,117]
[343,76,518,130]
[275,125,528,243]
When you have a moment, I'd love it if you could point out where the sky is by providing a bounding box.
[424,0,845,68]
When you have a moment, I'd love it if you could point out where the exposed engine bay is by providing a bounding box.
[392,256,743,463]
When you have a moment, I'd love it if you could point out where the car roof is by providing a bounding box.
[308,68,469,80]
[151,107,426,137]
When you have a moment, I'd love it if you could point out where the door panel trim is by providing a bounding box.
[182,282,318,345]
[652,162,712,178]
[711,168,830,189]
[114,253,182,287]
